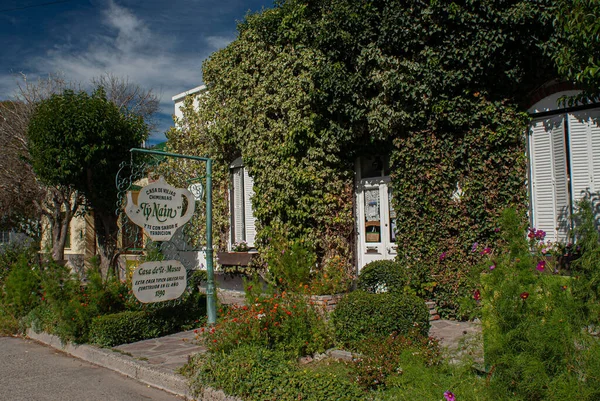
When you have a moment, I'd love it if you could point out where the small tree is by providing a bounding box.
[0,75,83,259]
[27,88,148,274]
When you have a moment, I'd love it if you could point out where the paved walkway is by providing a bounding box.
[27,291,482,400]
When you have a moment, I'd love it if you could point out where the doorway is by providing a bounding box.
[355,156,396,271]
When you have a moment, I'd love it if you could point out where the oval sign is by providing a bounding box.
[125,176,196,242]
[132,260,187,303]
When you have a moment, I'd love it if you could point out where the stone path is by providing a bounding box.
[114,330,205,375]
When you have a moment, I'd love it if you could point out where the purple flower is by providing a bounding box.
[471,242,478,252]
[536,260,546,271]
[440,252,447,261]
[489,264,496,271]
[535,230,546,241]
[444,391,456,401]
[480,247,491,255]
[494,227,500,233]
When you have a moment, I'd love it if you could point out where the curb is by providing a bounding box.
[26,329,194,399]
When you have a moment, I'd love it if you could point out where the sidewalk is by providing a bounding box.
[26,292,481,400]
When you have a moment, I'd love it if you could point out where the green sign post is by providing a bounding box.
[130,148,216,324]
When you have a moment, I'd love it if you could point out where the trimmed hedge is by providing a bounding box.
[89,293,207,347]
[356,260,407,294]
[332,290,429,348]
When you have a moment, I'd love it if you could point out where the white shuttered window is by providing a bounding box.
[529,108,600,242]
[529,117,570,242]
[230,158,257,249]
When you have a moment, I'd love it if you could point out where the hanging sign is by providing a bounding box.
[132,260,187,303]
[125,176,195,241]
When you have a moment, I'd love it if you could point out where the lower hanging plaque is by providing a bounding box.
[132,260,187,303]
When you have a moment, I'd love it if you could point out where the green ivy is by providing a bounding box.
[166,0,571,311]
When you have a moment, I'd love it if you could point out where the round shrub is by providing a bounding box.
[356,260,408,294]
[332,290,429,348]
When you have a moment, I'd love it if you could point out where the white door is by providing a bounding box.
[355,153,397,271]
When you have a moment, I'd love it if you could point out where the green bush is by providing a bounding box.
[187,344,365,401]
[0,242,38,285]
[332,290,429,349]
[90,292,207,347]
[201,290,332,358]
[1,253,40,318]
[266,236,316,291]
[480,207,600,400]
[357,260,408,294]
[353,334,442,390]
[89,311,160,346]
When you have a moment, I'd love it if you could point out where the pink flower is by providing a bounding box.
[489,264,496,271]
[444,391,456,401]
[440,252,447,261]
[536,260,546,271]
[480,247,491,255]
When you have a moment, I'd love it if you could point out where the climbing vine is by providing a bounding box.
[167,0,577,308]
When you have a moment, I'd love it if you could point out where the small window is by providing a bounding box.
[364,188,381,243]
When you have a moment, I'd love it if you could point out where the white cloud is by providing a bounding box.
[22,1,216,139]
[205,35,234,50]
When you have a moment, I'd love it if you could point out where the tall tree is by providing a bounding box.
[27,88,148,273]
[0,75,83,259]
[551,0,600,101]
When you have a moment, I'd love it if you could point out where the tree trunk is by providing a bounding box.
[94,209,119,278]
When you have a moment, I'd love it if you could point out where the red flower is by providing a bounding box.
[286,310,292,316]
[473,289,481,301]
[520,292,529,300]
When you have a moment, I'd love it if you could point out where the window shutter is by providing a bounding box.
[232,168,245,244]
[243,168,256,247]
[569,111,600,201]
[529,117,569,242]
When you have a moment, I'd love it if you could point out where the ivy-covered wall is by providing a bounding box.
[166,0,576,311]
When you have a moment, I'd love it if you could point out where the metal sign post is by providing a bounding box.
[128,148,216,325]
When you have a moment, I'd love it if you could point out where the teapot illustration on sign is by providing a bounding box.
[125,176,196,242]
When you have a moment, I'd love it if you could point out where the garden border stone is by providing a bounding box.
[25,329,242,401]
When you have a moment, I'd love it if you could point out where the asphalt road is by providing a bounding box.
[0,336,183,401]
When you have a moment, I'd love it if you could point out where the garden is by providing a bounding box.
[1,202,599,400]
[0,247,207,347]
[182,202,600,401]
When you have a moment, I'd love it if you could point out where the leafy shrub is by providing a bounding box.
[200,290,332,358]
[352,334,441,390]
[480,207,600,400]
[332,290,429,349]
[0,241,38,285]
[1,253,40,318]
[266,236,316,291]
[187,344,365,401]
[309,254,353,295]
[90,290,207,346]
[89,310,160,346]
[357,260,407,294]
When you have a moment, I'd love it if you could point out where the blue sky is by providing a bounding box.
[0,0,274,144]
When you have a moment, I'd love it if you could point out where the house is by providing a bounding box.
[174,82,600,271]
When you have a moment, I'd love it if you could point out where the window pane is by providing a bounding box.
[365,188,381,242]
[361,156,383,178]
